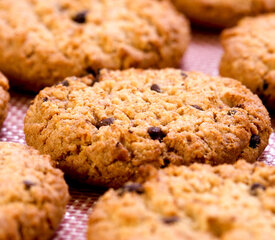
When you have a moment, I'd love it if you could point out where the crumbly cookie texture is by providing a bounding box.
[0,0,190,91]
[24,69,272,187]
[220,14,275,109]
[88,160,275,240]
[169,0,275,28]
[0,142,69,240]
[0,72,9,127]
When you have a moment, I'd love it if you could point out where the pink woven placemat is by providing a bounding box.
[1,29,274,240]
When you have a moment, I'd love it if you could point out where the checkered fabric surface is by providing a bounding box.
[1,30,274,240]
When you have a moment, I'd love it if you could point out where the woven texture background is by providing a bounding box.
[1,29,274,240]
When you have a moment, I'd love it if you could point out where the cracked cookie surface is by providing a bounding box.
[220,14,275,109]
[88,160,275,240]
[24,69,272,187]
[169,0,275,28]
[0,0,190,91]
[0,72,9,127]
[0,142,69,240]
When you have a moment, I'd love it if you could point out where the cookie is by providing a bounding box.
[0,0,190,91]
[24,69,272,187]
[0,72,9,127]
[88,160,275,240]
[169,0,275,28]
[220,14,275,110]
[0,142,69,240]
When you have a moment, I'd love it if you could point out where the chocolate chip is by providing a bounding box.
[235,103,245,109]
[116,142,120,147]
[23,180,36,190]
[72,10,88,23]
[96,118,114,129]
[162,216,179,224]
[128,129,133,134]
[249,134,260,148]
[61,80,69,86]
[86,68,101,86]
[191,105,204,111]
[148,127,166,141]
[160,158,170,169]
[263,80,269,91]
[118,183,145,196]
[181,71,187,78]
[227,109,237,116]
[86,67,97,76]
[42,97,48,102]
[250,183,266,196]
[150,84,161,93]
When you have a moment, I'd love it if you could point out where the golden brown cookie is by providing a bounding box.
[220,14,275,110]
[0,72,9,127]
[0,0,190,91]
[88,160,275,240]
[24,69,272,187]
[0,142,69,240]
[169,0,275,28]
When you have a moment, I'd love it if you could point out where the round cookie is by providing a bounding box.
[88,160,275,240]
[0,0,190,91]
[0,72,9,127]
[24,69,272,187]
[220,14,275,110]
[169,0,275,28]
[0,142,69,240]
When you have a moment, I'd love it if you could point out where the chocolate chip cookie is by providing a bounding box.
[0,142,69,240]
[169,0,275,28]
[220,14,275,110]
[24,69,272,187]
[88,160,275,240]
[0,72,9,127]
[0,0,190,91]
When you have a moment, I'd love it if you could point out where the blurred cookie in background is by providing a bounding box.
[169,0,275,28]
[0,142,69,240]
[220,14,275,110]
[0,0,190,91]
[0,72,9,127]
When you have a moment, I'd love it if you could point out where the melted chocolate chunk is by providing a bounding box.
[72,10,88,24]
[249,134,260,148]
[150,84,161,93]
[250,183,266,196]
[96,118,114,129]
[23,180,36,190]
[162,216,179,224]
[118,183,145,196]
[227,109,237,116]
[148,127,166,141]
[191,105,204,111]
[42,97,48,102]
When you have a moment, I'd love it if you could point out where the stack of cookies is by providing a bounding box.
[0,0,274,239]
